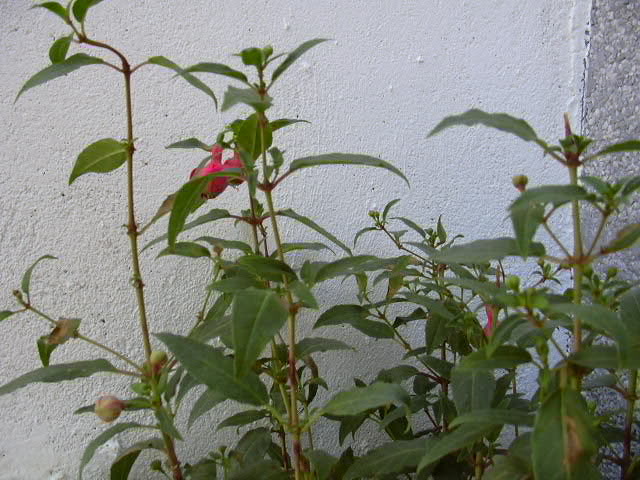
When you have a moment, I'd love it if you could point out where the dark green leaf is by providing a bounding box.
[376,365,419,383]
[69,138,128,184]
[591,140,640,158]
[21,254,57,296]
[511,203,545,258]
[436,215,447,244]
[296,338,352,357]
[510,185,589,211]
[237,113,272,160]
[0,359,117,396]
[110,438,163,480]
[232,289,288,377]
[314,304,393,338]
[0,311,17,323]
[79,423,144,479]
[185,459,217,479]
[155,407,182,441]
[428,109,544,146]
[602,224,640,253]
[393,217,426,237]
[314,256,378,283]
[280,242,333,254]
[324,382,409,416]
[432,237,545,264]
[271,38,328,83]
[289,280,319,309]
[401,293,454,320]
[183,62,248,83]
[277,209,351,254]
[451,368,495,413]
[148,56,218,107]
[72,0,105,22]
[450,409,534,428]
[37,336,58,367]
[17,54,104,101]
[307,450,338,480]
[425,313,448,354]
[229,460,286,480]
[353,227,378,247]
[287,153,408,186]
[197,236,253,254]
[484,454,532,480]
[270,118,309,131]
[569,345,640,369]
[382,198,401,220]
[234,427,272,462]
[31,2,68,22]
[49,35,73,64]
[222,86,271,112]
[344,438,426,479]
[158,241,210,259]
[166,138,210,151]
[209,276,264,294]
[620,288,640,342]
[459,346,532,370]
[188,388,227,428]
[217,409,268,430]
[418,424,496,471]
[139,193,176,235]
[238,255,296,282]
[157,333,268,406]
[190,313,232,344]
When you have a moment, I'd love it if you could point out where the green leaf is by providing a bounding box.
[280,242,333,254]
[229,460,287,480]
[315,304,395,338]
[21,254,57,296]
[287,153,409,186]
[190,312,231,344]
[31,2,68,22]
[459,345,532,370]
[155,407,182,441]
[428,109,544,146]
[532,390,598,480]
[394,217,426,237]
[401,293,454,320]
[0,311,17,323]
[353,227,378,247]
[79,423,144,479]
[143,208,232,252]
[232,289,288,377]
[436,215,447,244]
[217,409,268,430]
[222,86,272,112]
[307,450,338,480]
[432,237,545,264]
[450,409,534,428]
[418,424,496,471]
[510,185,589,211]
[591,140,640,158]
[511,203,545,258]
[620,288,640,342]
[344,438,426,479]
[234,427,272,462]
[238,255,296,282]
[451,368,495,414]
[602,224,640,253]
[569,345,640,370]
[110,438,163,480]
[314,255,378,282]
[296,338,352,357]
[0,359,116,396]
[148,56,218,107]
[197,236,253,254]
[183,62,249,83]
[69,138,128,185]
[158,241,210,259]
[323,382,409,416]
[49,34,73,64]
[188,389,227,428]
[37,336,58,367]
[237,113,272,160]
[276,209,351,255]
[425,313,448,354]
[289,280,319,309]
[271,38,328,84]
[270,118,309,131]
[72,0,105,22]
[166,138,210,151]
[157,333,268,406]
[17,54,104,101]
[139,193,176,235]
[484,454,532,480]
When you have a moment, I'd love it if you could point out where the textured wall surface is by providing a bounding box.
[0,1,591,478]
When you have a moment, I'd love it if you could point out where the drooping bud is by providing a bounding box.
[512,175,529,192]
[149,350,168,374]
[95,395,125,423]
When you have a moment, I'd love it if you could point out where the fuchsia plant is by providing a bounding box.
[2,2,640,480]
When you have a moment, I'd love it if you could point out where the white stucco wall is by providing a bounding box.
[0,1,591,478]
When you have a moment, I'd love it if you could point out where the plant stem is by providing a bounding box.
[569,166,584,353]
[622,369,638,479]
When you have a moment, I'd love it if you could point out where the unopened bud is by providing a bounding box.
[149,350,168,374]
[95,395,125,423]
[506,275,520,291]
[512,175,529,192]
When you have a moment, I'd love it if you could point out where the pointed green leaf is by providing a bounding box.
[238,255,296,282]
[276,209,351,254]
[188,388,227,428]
[290,280,319,309]
[510,185,589,212]
[166,138,210,151]
[139,193,176,235]
[401,293,454,320]
[483,454,532,480]
[620,288,640,342]
[428,109,544,146]
[569,345,640,369]
[323,382,409,416]
[270,118,309,131]
[602,223,640,254]
[451,368,495,414]
[72,0,105,22]
[21,255,57,296]
[459,345,532,370]
[418,424,495,471]
[197,236,253,254]
[393,217,426,237]
[532,390,599,480]
[344,438,426,480]
[143,208,232,252]
[353,227,378,247]
[511,203,545,258]
[49,34,73,64]
[432,237,545,264]
[287,153,408,186]
[0,311,17,323]
[237,113,272,160]
[148,56,218,107]
[307,450,338,480]
[17,54,104,101]
[229,460,287,480]
[222,86,271,112]
[217,409,268,430]
[295,338,353,357]
[183,62,249,83]
[37,336,58,367]
[157,333,268,406]
[31,2,68,22]
[590,140,640,158]
[158,242,210,259]
[450,409,534,428]
[271,38,329,84]
[280,242,333,254]
[314,256,378,282]
[69,138,128,184]
[155,407,182,441]
[79,423,144,479]
[0,359,117,396]
[232,289,288,377]
[110,438,163,480]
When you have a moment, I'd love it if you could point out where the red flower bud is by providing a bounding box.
[95,395,125,423]
[189,144,245,199]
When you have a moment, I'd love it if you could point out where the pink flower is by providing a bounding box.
[189,144,244,199]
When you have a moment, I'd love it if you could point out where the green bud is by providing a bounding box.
[505,275,520,291]
[262,45,274,58]
[512,175,529,192]
[95,395,125,423]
